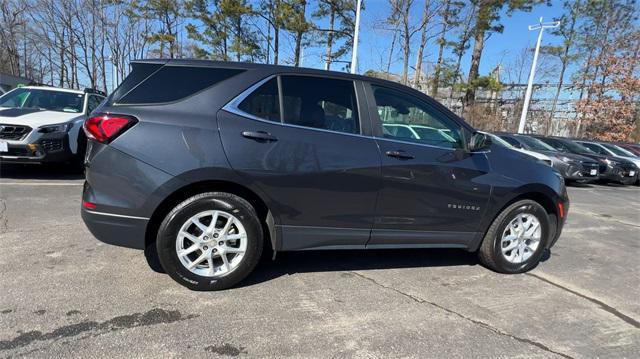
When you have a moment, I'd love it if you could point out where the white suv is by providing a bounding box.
[0,86,105,165]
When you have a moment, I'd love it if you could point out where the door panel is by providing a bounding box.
[366,84,491,246]
[218,111,380,249]
[372,139,490,234]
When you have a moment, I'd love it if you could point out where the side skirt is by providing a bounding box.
[277,225,482,252]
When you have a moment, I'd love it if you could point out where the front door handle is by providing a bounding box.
[385,150,414,160]
[241,131,278,142]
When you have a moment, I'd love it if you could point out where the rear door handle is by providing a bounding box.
[241,131,278,142]
[385,150,414,160]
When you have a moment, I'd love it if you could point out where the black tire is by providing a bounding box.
[156,192,264,291]
[478,200,550,274]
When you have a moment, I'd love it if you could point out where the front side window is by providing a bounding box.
[280,76,359,134]
[372,85,462,148]
[237,78,280,122]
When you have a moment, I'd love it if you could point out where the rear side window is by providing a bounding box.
[116,66,244,105]
[109,63,162,104]
[280,76,359,134]
[238,78,280,122]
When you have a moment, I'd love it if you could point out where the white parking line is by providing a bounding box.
[0,182,83,186]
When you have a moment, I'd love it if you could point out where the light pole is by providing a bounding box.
[350,0,362,74]
[517,17,559,134]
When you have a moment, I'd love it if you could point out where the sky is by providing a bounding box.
[296,0,568,83]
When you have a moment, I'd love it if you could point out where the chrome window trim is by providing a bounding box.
[373,136,460,151]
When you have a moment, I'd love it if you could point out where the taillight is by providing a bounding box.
[83,114,137,143]
[82,201,97,210]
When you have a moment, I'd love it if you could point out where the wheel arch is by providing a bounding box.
[144,180,276,253]
[474,185,561,252]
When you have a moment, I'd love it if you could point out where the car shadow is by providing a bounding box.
[566,181,594,188]
[0,163,84,180]
[238,248,479,288]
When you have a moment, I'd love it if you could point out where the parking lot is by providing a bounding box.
[0,165,638,358]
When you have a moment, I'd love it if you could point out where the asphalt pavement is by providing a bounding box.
[0,165,639,358]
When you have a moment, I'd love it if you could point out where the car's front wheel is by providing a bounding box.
[156,192,263,290]
[478,200,550,273]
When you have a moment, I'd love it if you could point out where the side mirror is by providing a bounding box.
[468,132,492,152]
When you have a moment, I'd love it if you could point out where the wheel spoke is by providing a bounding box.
[178,244,200,257]
[502,239,519,252]
[524,221,540,238]
[225,247,245,254]
[192,218,209,233]
[220,253,230,272]
[208,211,220,231]
[226,233,246,241]
[207,257,215,276]
[188,252,208,269]
[221,216,233,235]
[180,231,200,243]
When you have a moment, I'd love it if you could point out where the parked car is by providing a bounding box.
[615,142,640,156]
[575,140,640,185]
[0,86,106,166]
[497,133,599,183]
[532,136,637,185]
[81,60,569,290]
[482,132,552,166]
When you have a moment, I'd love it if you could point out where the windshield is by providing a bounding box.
[517,136,557,151]
[601,143,633,156]
[484,132,513,148]
[0,88,84,113]
[561,139,596,154]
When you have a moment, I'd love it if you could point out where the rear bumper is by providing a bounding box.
[81,206,148,250]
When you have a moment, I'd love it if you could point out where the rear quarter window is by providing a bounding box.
[116,66,244,105]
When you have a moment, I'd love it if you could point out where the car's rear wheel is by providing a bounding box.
[156,192,263,290]
[478,200,550,273]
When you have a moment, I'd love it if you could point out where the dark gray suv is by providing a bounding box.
[81,60,569,290]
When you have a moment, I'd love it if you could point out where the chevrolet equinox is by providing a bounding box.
[81,60,569,290]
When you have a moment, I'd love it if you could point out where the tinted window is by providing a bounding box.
[109,63,162,104]
[517,136,557,151]
[372,86,462,148]
[118,66,244,104]
[580,142,607,155]
[86,95,104,114]
[237,78,280,122]
[280,76,359,134]
[500,136,522,148]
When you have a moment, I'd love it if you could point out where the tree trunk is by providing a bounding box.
[293,0,307,67]
[464,27,485,107]
[274,27,279,64]
[325,7,335,70]
[386,30,398,80]
[432,0,451,96]
[401,10,410,85]
[413,0,430,89]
